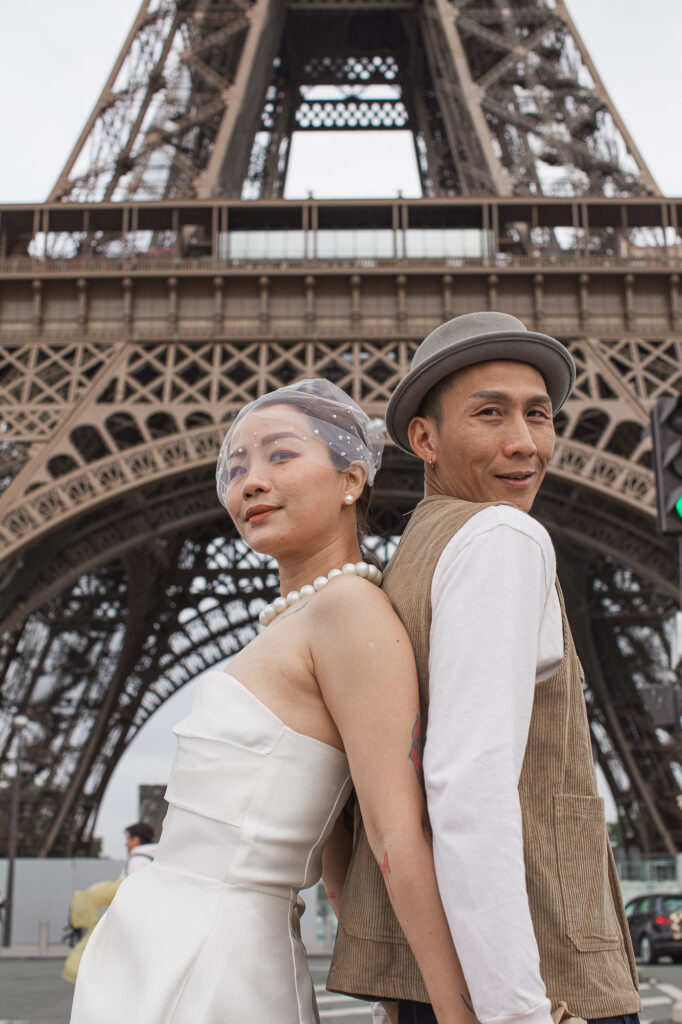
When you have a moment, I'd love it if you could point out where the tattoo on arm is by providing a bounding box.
[460,994,475,1016]
[380,851,394,899]
[408,713,425,794]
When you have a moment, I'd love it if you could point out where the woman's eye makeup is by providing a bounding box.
[270,448,298,462]
[227,464,246,483]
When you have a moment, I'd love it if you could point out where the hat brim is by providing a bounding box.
[385,330,576,454]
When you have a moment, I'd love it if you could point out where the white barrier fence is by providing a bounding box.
[3,855,682,954]
[0,857,332,953]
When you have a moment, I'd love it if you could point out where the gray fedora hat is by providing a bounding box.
[385,311,576,454]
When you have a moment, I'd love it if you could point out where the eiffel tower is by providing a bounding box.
[1,0,681,858]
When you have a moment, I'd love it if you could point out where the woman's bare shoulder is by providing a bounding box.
[311,573,403,633]
[308,572,418,695]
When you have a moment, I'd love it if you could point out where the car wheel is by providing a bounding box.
[639,935,656,965]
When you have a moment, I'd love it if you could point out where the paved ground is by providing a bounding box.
[639,963,682,1024]
[310,957,373,1021]
[0,953,373,1023]
[0,955,680,1023]
[0,959,73,1024]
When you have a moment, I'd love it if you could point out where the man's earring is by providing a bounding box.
[428,457,435,467]
[343,494,354,506]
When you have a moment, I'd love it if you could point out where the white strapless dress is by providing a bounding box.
[70,671,352,1024]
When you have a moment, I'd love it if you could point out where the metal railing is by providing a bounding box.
[1,250,680,277]
[614,855,678,883]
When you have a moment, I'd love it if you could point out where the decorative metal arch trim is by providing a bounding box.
[0,427,658,566]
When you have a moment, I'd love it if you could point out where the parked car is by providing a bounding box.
[624,893,682,964]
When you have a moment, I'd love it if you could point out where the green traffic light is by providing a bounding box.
[677,494,682,520]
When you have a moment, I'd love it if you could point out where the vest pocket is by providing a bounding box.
[554,794,621,951]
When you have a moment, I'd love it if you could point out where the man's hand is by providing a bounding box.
[551,1001,587,1024]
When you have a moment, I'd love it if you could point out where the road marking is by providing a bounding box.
[317,993,362,1004]
[657,982,682,999]
[319,1009,371,1019]
[314,983,371,1017]
[641,996,675,1007]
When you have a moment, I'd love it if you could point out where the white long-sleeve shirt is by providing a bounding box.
[423,504,564,1024]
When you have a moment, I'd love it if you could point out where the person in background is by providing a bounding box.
[124,821,157,876]
[63,820,157,984]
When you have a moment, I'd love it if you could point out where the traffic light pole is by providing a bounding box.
[650,395,682,537]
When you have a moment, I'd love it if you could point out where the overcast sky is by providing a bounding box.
[1,0,680,854]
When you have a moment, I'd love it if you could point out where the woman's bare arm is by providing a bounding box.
[311,577,478,1024]
[321,802,353,918]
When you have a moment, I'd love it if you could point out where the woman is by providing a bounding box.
[71,379,473,1024]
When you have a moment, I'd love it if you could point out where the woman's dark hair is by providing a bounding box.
[256,391,378,564]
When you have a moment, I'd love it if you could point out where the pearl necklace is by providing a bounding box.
[259,560,383,627]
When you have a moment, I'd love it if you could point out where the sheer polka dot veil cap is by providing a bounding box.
[216,379,385,507]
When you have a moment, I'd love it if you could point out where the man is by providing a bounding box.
[123,821,157,876]
[328,312,640,1024]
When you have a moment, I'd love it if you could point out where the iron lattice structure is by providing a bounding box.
[49,0,657,203]
[1,0,681,857]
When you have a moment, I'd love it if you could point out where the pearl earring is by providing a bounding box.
[343,494,354,506]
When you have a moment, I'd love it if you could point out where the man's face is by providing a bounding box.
[415,360,556,513]
[125,831,140,854]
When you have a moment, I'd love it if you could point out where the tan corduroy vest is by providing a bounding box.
[328,496,639,1018]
